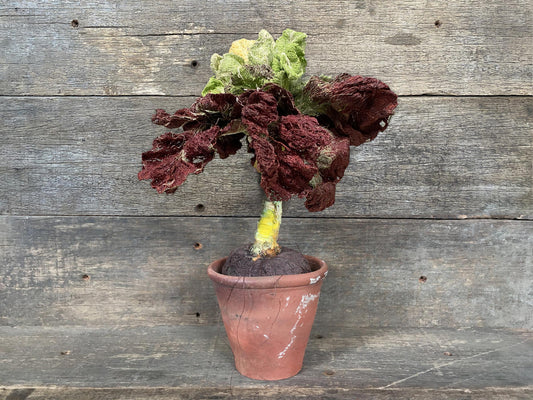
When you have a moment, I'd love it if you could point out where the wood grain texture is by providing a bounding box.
[1,1,531,96]
[1,0,532,394]
[2,387,532,400]
[1,96,531,218]
[0,326,530,389]
[1,216,531,329]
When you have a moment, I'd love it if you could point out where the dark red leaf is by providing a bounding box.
[142,79,392,212]
[278,114,332,158]
[262,83,299,116]
[304,74,398,146]
[183,125,220,168]
[317,136,350,183]
[191,93,239,116]
[151,108,197,129]
[249,135,292,201]
[215,132,245,159]
[138,131,198,193]
[139,126,221,193]
[277,149,317,195]
[305,182,337,212]
[240,90,279,133]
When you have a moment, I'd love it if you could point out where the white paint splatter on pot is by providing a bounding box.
[278,294,319,359]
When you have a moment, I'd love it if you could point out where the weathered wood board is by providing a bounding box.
[2,387,532,400]
[1,96,531,218]
[1,216,531,329]
[0,326,530,390]
[1,0,532,396]
[1,1,531,96]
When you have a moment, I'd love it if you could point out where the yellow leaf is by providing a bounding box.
[228,38,256,63]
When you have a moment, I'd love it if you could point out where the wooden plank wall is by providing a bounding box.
[0,0,533,400]
[0,2,532,393]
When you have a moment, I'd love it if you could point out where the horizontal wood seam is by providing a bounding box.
[1,214,531,221]
[0,94,532,98]
[0,385,532,391]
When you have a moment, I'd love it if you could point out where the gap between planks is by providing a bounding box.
[0,94,532,98]
[2,214,531,221]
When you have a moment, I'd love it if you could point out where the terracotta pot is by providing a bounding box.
[207,255,328,380]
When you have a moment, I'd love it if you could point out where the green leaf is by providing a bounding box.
[201,77,225,96]
[203,53,246,95]
[202,29,308,96]
[248,29,275,66]
[271,29,307,88]
[210,53,223,73]
[215,53,246,81]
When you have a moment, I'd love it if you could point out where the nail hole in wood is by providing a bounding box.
[190,60,199,68]
[82,274,90,281]
[419,275,427,283]
[323,370,335,376]
[434,20,442,28]
[315,334,324,339]
[194,242,203,250]
[71,19,79,28]
[195,204,205,212]
[196,312,200,318]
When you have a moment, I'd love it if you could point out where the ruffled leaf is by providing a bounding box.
[151,108,196,129]
[142,71,396,213]
[201,77,225,96]
[240,90,279,132]
[228,38,256,62]
[261,83,299,115]
[140,93,245,192]
[305,182,337,212]
[248,29,275,66]
[138,131,197,194]
[276,148,317,196]
[204,51,270,95]
[239,86,337,203]
[271,29,307,88]
[316,136,350,183]
[278,114,332,158]
[304,74,398,146]
[202,29,308,96]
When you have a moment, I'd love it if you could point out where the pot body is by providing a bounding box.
[207,256,328,381]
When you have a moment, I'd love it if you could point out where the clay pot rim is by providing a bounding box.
[207,255,328,289]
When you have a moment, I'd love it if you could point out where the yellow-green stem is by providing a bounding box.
[250,201,282,258]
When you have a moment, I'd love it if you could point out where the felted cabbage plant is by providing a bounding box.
[139,29,397,275]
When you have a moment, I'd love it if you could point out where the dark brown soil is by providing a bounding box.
[221,244,312,277]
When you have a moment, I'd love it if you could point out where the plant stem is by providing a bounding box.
[250,200,282,258]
